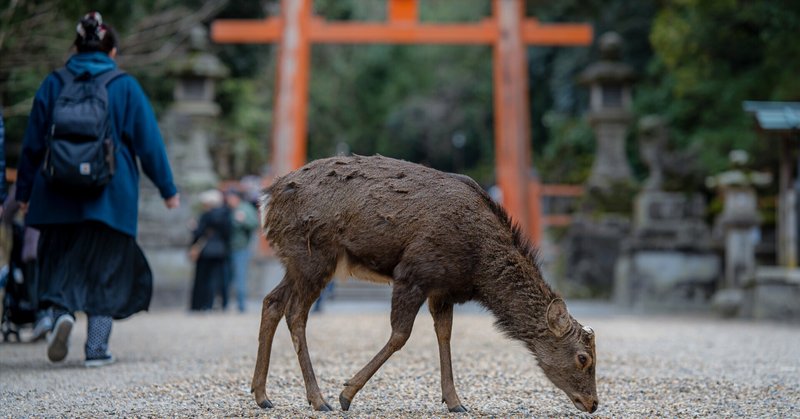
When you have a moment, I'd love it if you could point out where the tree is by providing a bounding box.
[640,0,800,175]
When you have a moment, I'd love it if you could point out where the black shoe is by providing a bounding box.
[47,314,75,362]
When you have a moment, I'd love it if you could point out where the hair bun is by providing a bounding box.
[76,11,106,40]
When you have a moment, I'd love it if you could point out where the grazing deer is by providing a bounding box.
[252,155,598,413]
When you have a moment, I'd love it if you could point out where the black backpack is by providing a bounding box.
[42,68,125,195]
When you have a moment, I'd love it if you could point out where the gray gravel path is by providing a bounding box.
[2,305,798,418]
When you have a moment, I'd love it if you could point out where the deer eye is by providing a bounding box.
[577,354,588,367]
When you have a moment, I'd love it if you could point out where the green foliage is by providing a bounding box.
[216,76,273,176]
[640,0,800,176]
[537,112,594,184]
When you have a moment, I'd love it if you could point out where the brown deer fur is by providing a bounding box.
[253,155,598,413]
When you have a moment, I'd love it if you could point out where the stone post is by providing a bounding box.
[708,150,771,316]
[719,185,760,289]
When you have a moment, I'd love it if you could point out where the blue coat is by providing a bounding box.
[16,52,177,237]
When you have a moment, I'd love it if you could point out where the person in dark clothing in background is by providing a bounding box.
[15,12,180,367]
[190,189,232,311]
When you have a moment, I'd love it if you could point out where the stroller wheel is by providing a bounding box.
[2,324,21,342]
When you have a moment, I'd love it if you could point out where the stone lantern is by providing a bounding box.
[137,25,229,293]
[170,27,226,113]
[562,33,637,298]
[164,25,230,194]
[578,32,636,192]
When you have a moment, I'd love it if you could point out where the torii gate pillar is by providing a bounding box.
[271,0,312,178]
[494,0,533,236]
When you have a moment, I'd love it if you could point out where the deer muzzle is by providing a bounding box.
[572,394,598,413]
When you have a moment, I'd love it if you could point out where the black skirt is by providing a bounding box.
[37,221,153,319]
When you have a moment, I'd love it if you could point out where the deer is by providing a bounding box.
[252,155,598,414]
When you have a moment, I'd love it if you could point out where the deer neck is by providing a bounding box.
[477,254,558,351]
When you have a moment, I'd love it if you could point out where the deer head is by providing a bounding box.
[536,299,598,413]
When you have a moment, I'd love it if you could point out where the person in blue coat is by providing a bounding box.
[16,12,180,367]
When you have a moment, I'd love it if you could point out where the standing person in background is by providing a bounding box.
[225,189,258,313]
[15,12,180,367]
[189,189,231,311]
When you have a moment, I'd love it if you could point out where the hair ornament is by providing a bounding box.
[76,11,106,40]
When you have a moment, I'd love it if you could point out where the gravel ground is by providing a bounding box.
[1,304,799,418]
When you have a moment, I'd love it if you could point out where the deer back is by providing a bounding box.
[263,155,516,293]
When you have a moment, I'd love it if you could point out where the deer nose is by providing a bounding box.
[588,399,598,413]
[574,396,598,413]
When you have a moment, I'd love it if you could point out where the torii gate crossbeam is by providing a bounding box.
[211,0,592,240]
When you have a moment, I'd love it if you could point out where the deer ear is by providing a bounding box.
[546,299,571,338]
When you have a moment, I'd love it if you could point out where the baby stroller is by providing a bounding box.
[0,188,45,343]
[1,221,38,342]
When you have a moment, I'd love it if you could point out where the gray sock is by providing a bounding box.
[85,315,112,359]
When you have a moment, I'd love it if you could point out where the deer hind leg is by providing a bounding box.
[252,279,290,409]
[429,297,467,413]
[339,283,426,411]
[285,273,335,411]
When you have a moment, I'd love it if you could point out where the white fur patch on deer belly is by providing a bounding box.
[333,255,392,284]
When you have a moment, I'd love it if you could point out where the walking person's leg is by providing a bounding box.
[220,258,232,310]
[85,315,114,367]
[233,249,250,312]
[192,258,216,311]
[27,262,53,341]
[47,305,75,362]
[191,258,206,310]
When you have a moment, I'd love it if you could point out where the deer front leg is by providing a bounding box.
[252,280,290,409]
[285,294,334,411]
[339,284,426,411]
[429,297,468,413]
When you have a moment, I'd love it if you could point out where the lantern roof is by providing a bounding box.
[578,31,635,85]
[168,26,229,79]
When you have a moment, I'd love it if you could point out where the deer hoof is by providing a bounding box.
[257,399,273,409]
[449,405,468,413]
[315,402,334,412]
[339,393,352,411]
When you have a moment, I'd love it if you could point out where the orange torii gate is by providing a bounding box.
[211,0,592,240]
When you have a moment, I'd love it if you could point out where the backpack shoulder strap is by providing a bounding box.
[94,68,126,87]
[52,67,75,86]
